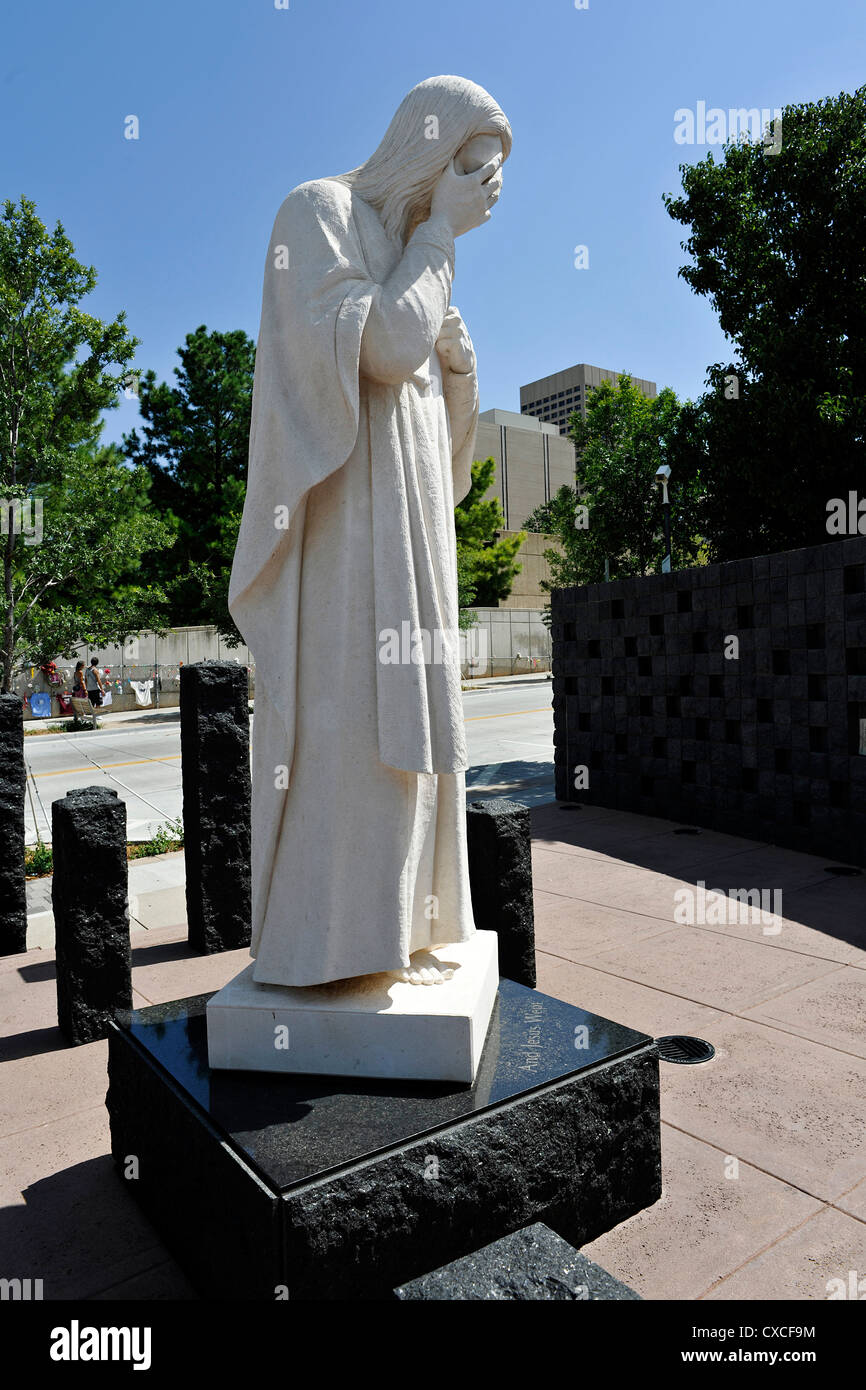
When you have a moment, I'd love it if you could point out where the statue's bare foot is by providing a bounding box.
[398,953,456,986]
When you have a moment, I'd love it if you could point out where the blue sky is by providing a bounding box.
[2,0,864,448]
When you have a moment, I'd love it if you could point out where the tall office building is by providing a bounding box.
[520,364,657,436]
[472,407,576,611]
[475,408,575,531]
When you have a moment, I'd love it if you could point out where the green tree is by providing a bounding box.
[17,442,171,664]
[538,377,704,592]
[0,197,168,690]
[455,457,524,609]
[123,325,255,637]
[456,544,477,629]
[523,492,567,533]
[663,86,866,559]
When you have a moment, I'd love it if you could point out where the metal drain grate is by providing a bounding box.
[824,865,862,877]
[673,826,700,836]
[656,1035,716,1065]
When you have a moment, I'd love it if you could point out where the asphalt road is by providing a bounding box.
[22,678,555,844]
[461,677,556,805]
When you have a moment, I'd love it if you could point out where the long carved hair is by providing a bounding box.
[334,75,512,245]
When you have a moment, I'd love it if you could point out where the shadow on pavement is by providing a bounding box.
[530,801,866,956]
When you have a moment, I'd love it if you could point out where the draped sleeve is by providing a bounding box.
[229,179,378,760]
[229,178,468,777]
[442,364,479,505]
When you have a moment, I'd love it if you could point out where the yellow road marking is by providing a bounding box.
[32,756,181,778]
[465,708,550,722]
[35,709,551,775]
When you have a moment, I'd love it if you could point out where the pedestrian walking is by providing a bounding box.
[85,657,106,707]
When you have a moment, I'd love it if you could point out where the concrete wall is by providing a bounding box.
[19,610,549,718]
[463,608,551,678]
[18,627,254,720]
[551,536,866,864]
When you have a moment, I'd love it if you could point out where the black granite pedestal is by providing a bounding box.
[106,981,661,1300]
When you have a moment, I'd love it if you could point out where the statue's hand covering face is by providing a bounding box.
[228,77,511,988]
[339,75,512,245]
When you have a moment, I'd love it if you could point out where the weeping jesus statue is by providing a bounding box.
[228,75,511,991]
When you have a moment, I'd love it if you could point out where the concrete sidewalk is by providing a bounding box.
[462,671,551,691]
[24,706,183,740]
[25,853,187,950]
[2,809,864,1300]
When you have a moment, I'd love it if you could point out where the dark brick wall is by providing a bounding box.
[551,536,866,865]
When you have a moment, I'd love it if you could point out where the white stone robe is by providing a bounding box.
[229,178,479,986]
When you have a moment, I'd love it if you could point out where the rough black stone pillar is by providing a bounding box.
[0,694,27,956]
[52,786,131,1044]
[180,661,251,953]
[466,798,536,987]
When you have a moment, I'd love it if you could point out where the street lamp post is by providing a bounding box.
[656,464,672,574]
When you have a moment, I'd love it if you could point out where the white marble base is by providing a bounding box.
[206,931,499,1083]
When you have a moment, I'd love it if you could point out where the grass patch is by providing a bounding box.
[25,817,184,877]
[24,715,98,735]
[24,842,54,877]
[126,818,185,860]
